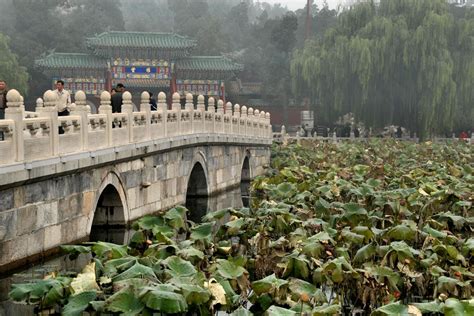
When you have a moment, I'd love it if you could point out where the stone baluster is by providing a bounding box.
[225,102,232,115]
[266,112,271,138]
[172,92,181,135]
[207,97,215,133]
[36,98,44,111]
[157,92,167,111]
[39,90,59,156]
[254,110,260,138]
[5,90,25,161]
[248,107,254,137]
[122,91,133,143]
[241,106,247,136]
[71,91,88,150]
[233,104,240,135]
[99,91,112,146]
[208,97,216,113]
[217,100,224,133]
[332,130,337,143]
[140,91,151,140]
[185,93,194,134]
[185,93,194,111]
[217,100,224,115]
[197,95,205,112]
[260,111,266,138]
[157,92,167,137]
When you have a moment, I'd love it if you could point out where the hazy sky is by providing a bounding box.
[262,0,343,10]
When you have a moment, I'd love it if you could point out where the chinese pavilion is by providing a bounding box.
[35,31,243,100]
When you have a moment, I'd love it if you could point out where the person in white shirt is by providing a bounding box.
[54,80,71,134]
[54,80,71,117]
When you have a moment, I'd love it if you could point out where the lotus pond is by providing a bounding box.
[9,140,474,315]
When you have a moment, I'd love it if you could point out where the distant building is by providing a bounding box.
[448,0,474,6]
[35,31,243,100]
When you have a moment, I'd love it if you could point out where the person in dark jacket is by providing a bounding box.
[149,92,157,111]
[0,80,8,141]
[0,80,7,120]
[111,83,125,113]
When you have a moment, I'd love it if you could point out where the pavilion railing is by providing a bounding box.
[0,90,272,166]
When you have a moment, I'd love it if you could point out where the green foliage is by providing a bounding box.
[0,33,29,95]
[10,141,474,314]
[291,0,474,139]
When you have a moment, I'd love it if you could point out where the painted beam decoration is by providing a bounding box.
[177,79,222,96]
[53,77,105,95]
[112,58,173,80]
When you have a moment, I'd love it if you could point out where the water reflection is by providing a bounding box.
[0,185,251,315]
[186,182,250,223]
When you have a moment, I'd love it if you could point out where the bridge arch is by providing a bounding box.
[185,152,210,222]
[87,171,129,235]
[241,150,252,182]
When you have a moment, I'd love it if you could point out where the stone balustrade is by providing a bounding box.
[0,89,272,166]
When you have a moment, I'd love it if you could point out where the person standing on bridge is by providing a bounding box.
[111,83,125,113]
[54,80,71,134]
[0,80,8,140]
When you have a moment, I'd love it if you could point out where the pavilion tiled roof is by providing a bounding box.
[86,31,197,50]
[177,56,244,72]
[35,53,107,69]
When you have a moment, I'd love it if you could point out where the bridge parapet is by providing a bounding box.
[0,89,272,166]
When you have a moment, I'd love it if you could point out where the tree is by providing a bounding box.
[291,0,473,139]
[0,33,29,95]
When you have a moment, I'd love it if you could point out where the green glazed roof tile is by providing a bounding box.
[86,31,197,49]
[35,53,107,69]
[177,56,243,72]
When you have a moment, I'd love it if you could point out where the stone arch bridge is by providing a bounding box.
[0,89,271,272]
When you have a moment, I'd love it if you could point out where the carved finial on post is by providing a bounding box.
[208,97,216,112]
[172,92,181,111]
[36,98,44,110]
[43,90,58,108]
[233,104,240,117]
[74,90,87,110]
[281,125,286,135]
[197,95,205,111]
[185,93,194,111]
[241,106,247,118]
[6,90,25,161]
[248,107,254,117]
[99,91,112,145]
[217,100,224,114]
[99,91,112,112]
[122,91,133,114]
[158,92,167,111]
[225,102,232,114]
[265,112,271,123]
[140,91,150,111]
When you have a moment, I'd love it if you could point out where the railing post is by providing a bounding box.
[260,111,266,138]
[5,90,25,162]
[122,91,134,143]
[208,97,216,133]
[157,92,167,137]
[233,104,240,135]
[241,106,247,136]
[140,91,151,140]
[99,91,112,146]
[39,90,59,156]
[217,100,224,133]
[266,112,271,138]
[254,110,260,138]
[172,92,181,136]
[36,98,44,111]
[197,94,205,133]
[71,91,89,150]
[248,107,254,137]
[185,93,194,135]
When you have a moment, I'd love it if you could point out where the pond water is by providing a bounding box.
[0,183,250,316]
